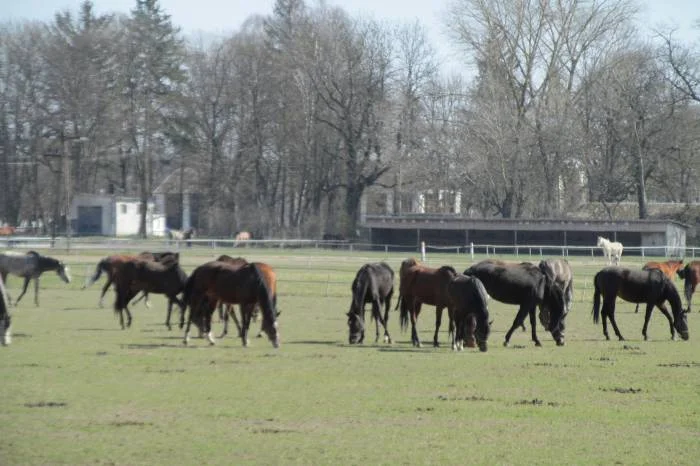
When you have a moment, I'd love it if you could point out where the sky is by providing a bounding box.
[3,0,699,75]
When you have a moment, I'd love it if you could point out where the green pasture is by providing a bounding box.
[1,249,699,465]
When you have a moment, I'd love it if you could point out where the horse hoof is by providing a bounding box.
[503,341,509,347]
[535,341,542,347]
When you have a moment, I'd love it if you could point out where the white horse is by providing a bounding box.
[597,236,623,265]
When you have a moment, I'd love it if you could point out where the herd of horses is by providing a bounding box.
[0,245,698,349]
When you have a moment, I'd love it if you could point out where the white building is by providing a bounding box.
[70,194,166,237]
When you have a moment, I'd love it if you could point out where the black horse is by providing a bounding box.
[347,262,394,345]
[464,260,566,347]
[537,258,574,329]
[447,274,491,352]
[0,250,71,306]
[592,267,689,341]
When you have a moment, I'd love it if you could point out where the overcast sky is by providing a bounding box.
[4,0,699,75]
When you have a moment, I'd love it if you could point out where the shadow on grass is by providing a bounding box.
[286,340,340,346]
[121,343,192,350]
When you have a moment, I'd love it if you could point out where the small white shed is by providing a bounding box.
[70,194,166,237]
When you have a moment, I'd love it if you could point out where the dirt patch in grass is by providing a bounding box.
[109,420,153,427]
[437,394,494,402]
[600,387,643,394]
[657,362,700,368]
[24,401,67,408]
[514,399,561,407]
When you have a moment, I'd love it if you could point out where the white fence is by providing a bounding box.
[1,236,698,258]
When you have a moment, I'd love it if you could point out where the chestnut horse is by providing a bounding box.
[593,267,688,341]
[183,261,279,348]
[677,260,700,313]
[634,260,684,313]
[396,258,457,348]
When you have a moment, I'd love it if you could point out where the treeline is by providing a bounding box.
[1,0,699,237]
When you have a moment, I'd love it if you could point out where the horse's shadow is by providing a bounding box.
[286,340,339,346]
[121,343,192,350]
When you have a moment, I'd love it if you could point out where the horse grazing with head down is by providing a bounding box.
[634,260,684,313]
[111,257,187,330]
[537,259,574,329]
[447,274,491,352]
[675,261,700,313]
[464,260,566,347]
[592,267,688,341]
[347,262,394,345]
[0,251,71,306]
[183,261,279,348]
[396,258,457,348]
[597,236,623,265]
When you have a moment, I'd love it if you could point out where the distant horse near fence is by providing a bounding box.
[597,236,623,265]
[167,228,195,247]
[0,226,16,236]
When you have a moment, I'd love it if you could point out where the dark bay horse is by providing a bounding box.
[464,260,566,347]
[83,251,179,308]
[397,258,457,348]
[0,251,71,306]
[347,262,394,345]
[0,276,11,345]
[538,259,574,329]
[676,261,700,313]
[183,261,279,348]
[593,267,689,341]
[634,260,684,313]
[447,274,490,352]
[112,257,187,330]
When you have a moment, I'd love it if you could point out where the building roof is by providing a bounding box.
[363,215,689,232]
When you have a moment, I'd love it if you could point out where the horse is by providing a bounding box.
[634,260,684,313]
[0,226,16,236]
[347,262,394,345]
[0,276,11,346]
[677,261,700,313]
[111,257,187,330]
[0,251,71,306]
[83,251,179,309]
[182,261,279,348]
[464,259,566,347]
[167,228,195,247]
[537,259,574,330]
[234,231,251,242]
[592,266,689,341]
[212,255,249,323]
[447,274,491,352]
[396,258,457,348]
[597,236,623,265]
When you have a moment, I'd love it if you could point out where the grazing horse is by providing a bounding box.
[634,260,684,313]
[346,262,394,345]
[675,261,700,313]
[597,236,623,265]
[111,257,187,330]
[83,251,179,308]
[447,274,491,352]
[234,231,251,242]
[592,267,688,341]
[537,259,574,329]
[396,258,457,348]
[183,261,279,348]
[0,276,11,345]
[464,260,566,347]
[0,251,71,306]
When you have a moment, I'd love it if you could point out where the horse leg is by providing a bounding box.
[382,295,392,344]
[604,300,624,341]
[504,305,530,347]
[655,303,676,340]
[124,305,132,328]
[240,304,253,347]
[204,304,216,346]
[433,306,443,347]
[15,277,31,305]
[410,301,422,348]
[528,307,541,347]
[34,277,40,306]
[99,278,112,307]
[641,303,654,340]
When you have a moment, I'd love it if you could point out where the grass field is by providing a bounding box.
[1,249,699,465]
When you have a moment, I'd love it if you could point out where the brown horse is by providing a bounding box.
[634,260,684,313]
[0,226,16,236]
[677,260,700,312]
[183,261,279,348]
[396,258,457,348]
[111,257,187,330]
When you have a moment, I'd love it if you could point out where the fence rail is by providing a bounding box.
[1,236,697,259]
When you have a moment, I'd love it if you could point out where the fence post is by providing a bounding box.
[470,242,474,260]
[325,274,330,297]
[385,245,388,254]
[421,241,426,262]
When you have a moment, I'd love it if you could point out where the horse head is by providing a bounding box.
[346,310,364,344]
[57,261,72,284]
[539,274,566,346]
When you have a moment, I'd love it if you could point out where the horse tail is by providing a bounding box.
[83,258,107,289]
[182,270,197,308]
[592,272,602,324]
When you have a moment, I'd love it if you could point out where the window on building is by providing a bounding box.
[120,204,127,214]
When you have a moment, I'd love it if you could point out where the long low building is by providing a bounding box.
[361,215,688,256]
